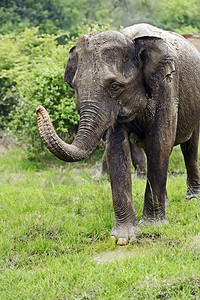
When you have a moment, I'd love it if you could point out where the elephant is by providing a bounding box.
[101,33,200,178]
[182,33,200,52]
[37,24,200,245]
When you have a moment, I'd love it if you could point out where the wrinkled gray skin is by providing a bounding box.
[102,33,200,178]
[37,24,200,245]
[101,136,146,177]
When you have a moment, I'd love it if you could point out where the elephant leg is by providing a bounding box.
[141,145,171,224]
[180,125,200,199]
[130,143,146,178]
[102,141,146,177]
[106,124,140,245]
[141,112,177,224]
[102,143,146,177]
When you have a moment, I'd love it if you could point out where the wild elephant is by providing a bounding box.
[101,33,200,178]
[37,24,200,245]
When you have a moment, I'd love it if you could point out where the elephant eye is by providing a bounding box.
[111,82,121,91]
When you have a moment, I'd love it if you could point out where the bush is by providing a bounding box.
[156,0,200,33]
[0,24,109,155]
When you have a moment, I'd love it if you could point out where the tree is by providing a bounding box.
[0,25,109,154]
[0,0,86,34]
[0,0,199,35]
[156,0,200,33]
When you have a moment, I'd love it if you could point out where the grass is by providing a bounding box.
[0,146,200,299]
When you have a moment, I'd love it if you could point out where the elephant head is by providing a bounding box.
[37,28,174,162]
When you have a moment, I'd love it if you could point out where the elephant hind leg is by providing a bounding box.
[101,140,147,178]
[130,143,146,178]
[181,124,200,199]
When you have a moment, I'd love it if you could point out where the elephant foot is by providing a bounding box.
[186,185,200,199]
[110,223,141,246]
[139,217,168,226]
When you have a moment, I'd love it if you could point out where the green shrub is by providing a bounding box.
[0,24,109,155]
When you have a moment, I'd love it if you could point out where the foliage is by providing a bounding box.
[0,148,200,298]
[0,1,199,155]
[156,0,200,33]
[107,0,161,29]
[0,0,78,35]
[0,25,109,155]
[0,27,77,153]
[0,0,200,36]
[0,0,110,35]
[107,0,200,33]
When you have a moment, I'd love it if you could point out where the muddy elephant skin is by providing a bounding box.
[37,24,200,245]
[101,33,200,178]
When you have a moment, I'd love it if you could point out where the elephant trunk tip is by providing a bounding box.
[36,105,50,126]
[36,105,47,117]
[36,105,42,113]
[36,104,54,146]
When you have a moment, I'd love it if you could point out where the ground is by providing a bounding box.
[0,144,200,299]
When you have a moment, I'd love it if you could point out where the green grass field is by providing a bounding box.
[0,147,200,299]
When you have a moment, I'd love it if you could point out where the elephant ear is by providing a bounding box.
[133,37,176,98]
[64,46,77,87]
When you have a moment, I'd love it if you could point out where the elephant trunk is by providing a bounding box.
[36,103,112,162]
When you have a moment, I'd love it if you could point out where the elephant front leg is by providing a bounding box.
[106,125,140,245]
[130,142,146,178]
[141,119,176,224]
[141,171,169,224]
